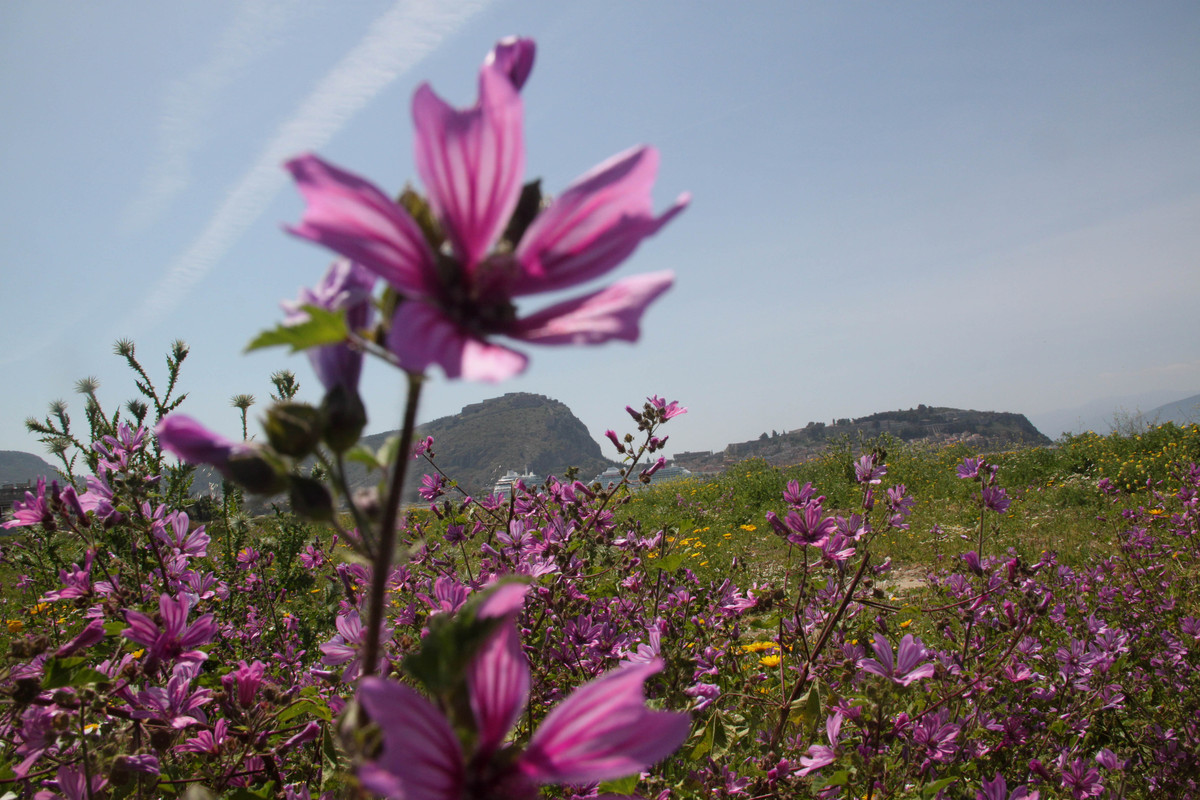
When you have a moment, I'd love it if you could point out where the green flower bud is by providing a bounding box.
[264,402,323,458]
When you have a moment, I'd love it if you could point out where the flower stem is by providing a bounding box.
[361,371,424,678]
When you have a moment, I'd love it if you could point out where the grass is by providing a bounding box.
[617,422,1200,585]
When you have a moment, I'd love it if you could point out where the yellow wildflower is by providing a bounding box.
[6,620,23,634]
[900,619,913,629]
[759,654,781,668]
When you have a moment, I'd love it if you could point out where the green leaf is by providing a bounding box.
[226,783,275,800]
[277,698,333,724]
[598,774,640,796]
[821,769,850,788]
[344,444,384,471]
[922,777,957,797]
[651,552,686,573]
[245,305,348,354]
[788,681,822,730]
[42,656,109,689]
[376,435,402,468]
[690,716,716,761]
[103,621,127,636]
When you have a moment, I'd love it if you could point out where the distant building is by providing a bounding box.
[491,469,543,498]
[1,481,36,522]
[588,462,693,490]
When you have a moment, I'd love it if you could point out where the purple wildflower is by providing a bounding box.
[1061,757,1104,798]
[286,38,686,381]
[648,395,687,420]
[797,712,843,776]
[957,457,985,479]
[982,485,1012,513]
[54,619,106,658]
[2,477,54,529]
[977,773,1039,800]
[854,454,886,485]
[222,660,267,708]
[155,415,251,481]
[154,511,210,559]
[782,479,816,507]
[320,609,390,683]
[40,550,96,601]
[858,633,937,686]
[282,259,376,391]
[782,504,837,548]
[122,594,216,670]
[419,472,447,501]
[132,671,212,729]
[34,764,109,800]
[176,718,230,756]
[357,584,688,799]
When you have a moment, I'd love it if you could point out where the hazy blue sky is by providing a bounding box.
[2,1,1198,461]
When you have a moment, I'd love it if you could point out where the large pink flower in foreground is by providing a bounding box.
[357,584,689,799]
[287,37,688,381]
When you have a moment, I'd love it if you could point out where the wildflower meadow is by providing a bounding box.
[3,37,1200,800]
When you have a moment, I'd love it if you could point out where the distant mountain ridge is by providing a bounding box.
[0,450,58,485]
[674,405,1051,473]
[1030,390,1200,437]
[8,396,1149,506]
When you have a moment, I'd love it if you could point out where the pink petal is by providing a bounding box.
[413,66,524,271]
[358,678,463,800]
[519,659,690,785]
[159,594,189,639]
[285,154,439,296]
[485,37,536,90]
[386,302,527,381]
[468,617,530,758]
[870,633,895,675]
[510,271,673,346]
[476,581,530,619]
[514,146,688,295]
[121,610,160,648]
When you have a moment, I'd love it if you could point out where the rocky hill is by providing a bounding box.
[674,405,1052,473]
[356,393,614,499]
[0,450,59,485]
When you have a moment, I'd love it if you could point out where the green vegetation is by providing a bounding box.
[621,422,1200,583]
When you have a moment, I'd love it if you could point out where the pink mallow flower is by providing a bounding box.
[2,477,54,529]
[285,37,687,381]
[357,583,689,799]
[281,258,376,392]
[122,593,216,669]
[858,633,937,687]
[33,764,108,800]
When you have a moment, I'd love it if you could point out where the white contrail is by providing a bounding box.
[121,0,299,233]
[129,0,489,333]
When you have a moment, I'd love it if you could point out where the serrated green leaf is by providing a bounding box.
[245,306,348,354]
[598,774,640,796]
